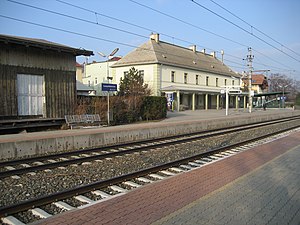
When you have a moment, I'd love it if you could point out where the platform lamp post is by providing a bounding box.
[221,86,241,116]
[279,84,289,108]
[98,48,119,126]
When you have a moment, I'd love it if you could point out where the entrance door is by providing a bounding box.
[17,74,44,116]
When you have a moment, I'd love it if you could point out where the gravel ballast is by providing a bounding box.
[0,121,298,209]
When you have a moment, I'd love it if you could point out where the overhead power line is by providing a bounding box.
[9,0,231,59]
[56,0,248,56]
[128,0,248,48]
[208,0,300,58]
[0,14,243,76]
[55,0,248,62]
[3,0,298,74]
[252,48,295,71]
[190,0,300,64]
[55,0,198,49]
[0,15,138,48]
[7,0,149,39]
[128,0,298,73]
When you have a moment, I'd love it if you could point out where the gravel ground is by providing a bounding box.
[0,121,298,210]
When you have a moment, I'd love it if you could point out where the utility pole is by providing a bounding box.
[246,47,254,113]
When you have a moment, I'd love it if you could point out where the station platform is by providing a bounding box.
[40,127,300,225]
[0,108,299,160]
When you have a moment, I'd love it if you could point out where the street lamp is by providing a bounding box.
[98,48,119,126]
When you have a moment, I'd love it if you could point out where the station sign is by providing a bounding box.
[228,90,242,94]
[102,83,117,92]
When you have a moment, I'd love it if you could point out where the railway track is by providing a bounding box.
[0,116,299,179]
[0,126,299,224]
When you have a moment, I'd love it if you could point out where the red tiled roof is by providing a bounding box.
[109,56,121,61]
[251,74,266,85]
[243,74,268,86]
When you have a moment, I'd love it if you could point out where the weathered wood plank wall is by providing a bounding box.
[0,65,76,119]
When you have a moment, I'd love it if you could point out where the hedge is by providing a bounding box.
[141,96,167,121]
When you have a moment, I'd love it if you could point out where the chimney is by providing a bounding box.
[189,45,197,52]
[210,51,216,58]
[201,49,206,54]
[221,50,224,64]
[150,33,159,43]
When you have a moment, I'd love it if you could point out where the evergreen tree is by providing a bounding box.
[118,67,151,96]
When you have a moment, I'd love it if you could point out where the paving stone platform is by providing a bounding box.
[40,129,300,225]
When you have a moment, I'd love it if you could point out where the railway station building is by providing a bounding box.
[111,33,243,111]
[0,34,93,119]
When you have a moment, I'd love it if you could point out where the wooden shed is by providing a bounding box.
[0,34,93,119]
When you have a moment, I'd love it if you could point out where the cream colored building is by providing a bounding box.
[82,57,120,96]
[111,34,243,111]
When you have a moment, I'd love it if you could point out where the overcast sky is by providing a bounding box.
[1,0,299,79]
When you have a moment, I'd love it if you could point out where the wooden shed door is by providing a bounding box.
[17,74,44,116]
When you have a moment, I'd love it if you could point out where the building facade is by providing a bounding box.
[111,34,242,111]
[81,57,121,96]
[76,63,84,82]
[0,34,93,119]
[242,74,269,107]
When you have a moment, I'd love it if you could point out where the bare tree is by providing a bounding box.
[268,73,298,102]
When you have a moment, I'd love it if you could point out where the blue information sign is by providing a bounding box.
[102,83,117,92]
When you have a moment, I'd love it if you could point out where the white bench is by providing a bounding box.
[65,114,101,129]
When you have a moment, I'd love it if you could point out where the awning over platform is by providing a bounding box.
[160,85,221,94]
[254,91,289,97]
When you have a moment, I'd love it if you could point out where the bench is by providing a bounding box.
[65,114,102,129]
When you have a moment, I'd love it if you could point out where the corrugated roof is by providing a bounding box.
[0,34,93,56]
[112,39,239,77]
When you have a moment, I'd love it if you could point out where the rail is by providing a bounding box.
[0,124,299,217]
[0,116,299,178]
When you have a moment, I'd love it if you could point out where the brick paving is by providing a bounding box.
[40,131,300,225]
[154,135,300,225]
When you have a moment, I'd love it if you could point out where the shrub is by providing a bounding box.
[141,96,167,121]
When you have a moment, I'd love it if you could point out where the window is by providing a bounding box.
[224,79,227,86]
[171,71,175,82]
[139,70,144,80]
[95,77,97,85]
[206,76,209,86]
[17,74,44,116]
[232,80,235,86]
[216,78,219,87]
[88,80,91,87]
[196,75,199,85]
[184,73,188,84]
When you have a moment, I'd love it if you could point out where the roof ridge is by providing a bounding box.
[112,37,238,77]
